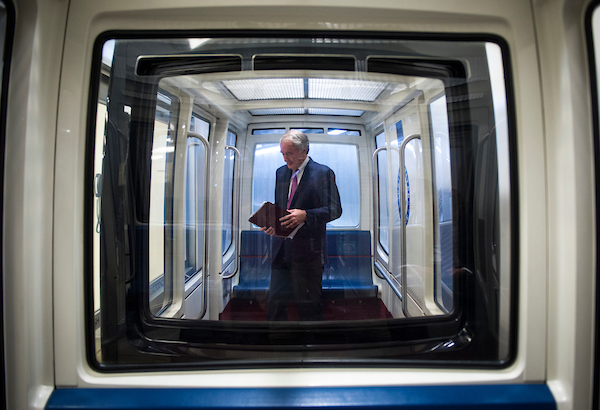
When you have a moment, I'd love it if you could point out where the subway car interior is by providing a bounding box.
[3,0,600,409]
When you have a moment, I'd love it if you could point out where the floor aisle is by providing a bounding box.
[220,297,392,321]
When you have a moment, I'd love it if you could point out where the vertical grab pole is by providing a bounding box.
[194,133,210,319]
[222,146,241,280]
[372,146,388,276]
[398,133,421,317]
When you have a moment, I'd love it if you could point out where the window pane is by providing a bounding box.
[184,139,207,283]
[222,131,236,254]
[190,114,210,139]
[376,131,389,253]
[430,95,454,313]
[149,91,179,315]
[252,142,359,228]
[309,144,359,227]
[290,128,324,134]
[252,128,286,135]
[252,143,279,212]
[328,128,361,136]
[93,35,514,369]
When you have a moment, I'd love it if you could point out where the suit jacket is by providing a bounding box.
[271,158,342,265]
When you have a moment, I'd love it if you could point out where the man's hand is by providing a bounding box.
[261,226,276,236]
[280,209,307,229]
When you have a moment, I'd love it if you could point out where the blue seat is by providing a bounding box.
[233,230,377,298]
[323,231,377,298]
[235,230,272,298]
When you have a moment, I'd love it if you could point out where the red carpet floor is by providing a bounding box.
[220,297,392,321]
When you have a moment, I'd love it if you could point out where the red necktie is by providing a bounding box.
[287,170,298,209]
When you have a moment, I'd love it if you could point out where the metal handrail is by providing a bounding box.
[372,146,388,279]
[398,133,421,317]
[374,262,403,301]
[188,132,211,320]
[371,146,399,277]
[222,145,241,280]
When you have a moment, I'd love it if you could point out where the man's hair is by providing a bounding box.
[281,130,309,153]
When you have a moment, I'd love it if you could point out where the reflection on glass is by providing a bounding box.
[328,128,361,136]
[252,128,286,135]
[93,36,513,367]
[149,115,169,313]
[190,114,210,138]
[376,131,389,253]
[149,91,178,316]
[252,142,280,211]
[184,139,206,282]
[290,128,324,134]
[222,130,237,254]
[430,95,453,313]
[252,142,360,228]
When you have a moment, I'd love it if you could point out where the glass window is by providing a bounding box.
[252,142,280,212]
[290,128,324,134]
[92,34,514,370]
[183,137,207,283]
[252,142,359,228]
[376,131,389,254]
[149,90,180,315]
[222,130,237,254]
[328,128,361,136]
[190,114,210,139]
[429,95,454,313]
[309,144,359,227]
[252,128,286,135]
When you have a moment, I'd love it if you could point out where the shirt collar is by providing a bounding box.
[293,156,310,181]
[297,156,309,173]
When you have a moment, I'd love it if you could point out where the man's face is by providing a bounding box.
[280,139,307,171]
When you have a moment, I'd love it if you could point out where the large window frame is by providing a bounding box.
[0,0,14,401]
[89,32,517,371]
[584,4,600,404]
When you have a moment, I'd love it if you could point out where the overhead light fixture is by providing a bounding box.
[308,79,387,102]
[223,79,304,101]
[308,108,364,116]
[250,108,305,116]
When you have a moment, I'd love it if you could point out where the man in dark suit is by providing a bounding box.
[261,130,342,321]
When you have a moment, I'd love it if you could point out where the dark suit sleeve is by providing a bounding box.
[304,167,342,227]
